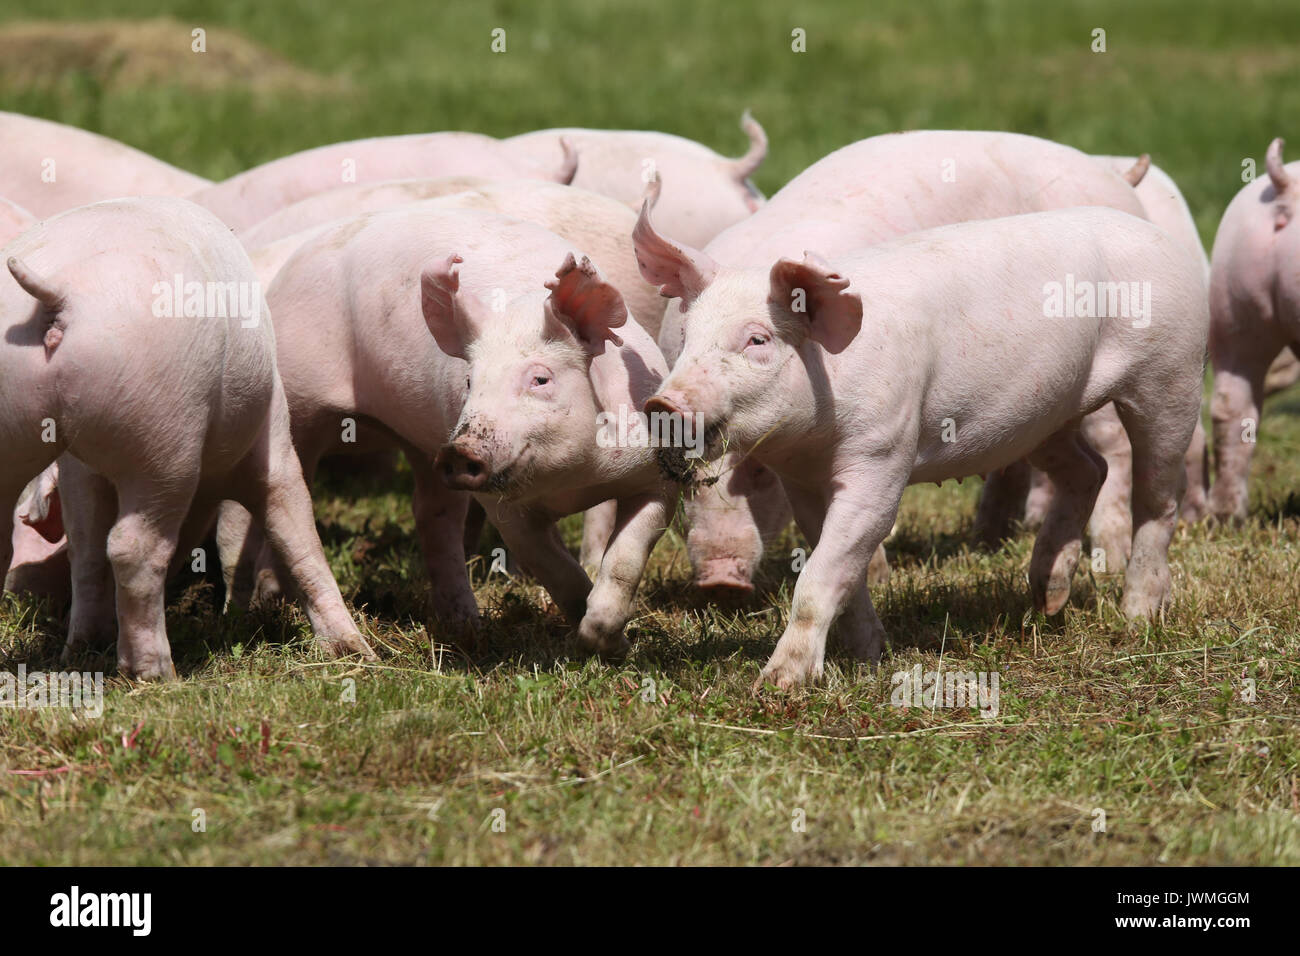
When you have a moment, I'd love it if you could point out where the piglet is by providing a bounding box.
[504,113,766,249]
[0,196,372,679]
[642,205,1208,688]
[221,206,672,657]
[1207,137,1300,523]
[0,111,209,217]
[191,133,576,232]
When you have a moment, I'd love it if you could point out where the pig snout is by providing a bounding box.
[436,442,492,491]
[693,557,757,594]
[644,391,692,420]
[644,390,713,483]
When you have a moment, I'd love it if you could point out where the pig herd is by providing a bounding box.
[0,109,1295,689]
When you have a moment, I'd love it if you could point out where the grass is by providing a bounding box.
[2,0,1300,865]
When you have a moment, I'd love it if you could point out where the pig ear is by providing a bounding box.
[544,253,627,352]
[18,463,63,543]
[420,254,482,359]
[767,252,863,354]
[7,257,65,311]
[632,178,718,308]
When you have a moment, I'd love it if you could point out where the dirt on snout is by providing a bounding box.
[0,18,345,95]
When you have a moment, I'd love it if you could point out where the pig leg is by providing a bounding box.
[577,491,672,658]
[1117,400,1193,620]
[973,459,1031,548]
[578,500,617,573]
[105,477,197,680]
[1080,405,1132,574]
[1181,414,1210,524]
[485,504,593,624]
[1263,345,1300,396]
[785,483,884,662]
[232,411,375,660]
[408,449,479,625]
[1026,427,1106,614]
[757,467,908,690]
[1208,306,1284,524]
[215,500,259,608]
[1024,469,1054,529]
[58,457,119,656]
[0,482,18,592]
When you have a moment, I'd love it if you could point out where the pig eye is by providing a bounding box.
[747,333,769,347]
[531,374,550,387]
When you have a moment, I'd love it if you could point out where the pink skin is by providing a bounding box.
[504,113,767,250]
[5,463,69,602]
[243,181,664,571]
[219,206,671,657]
[985,157,1214,559]
[642,206,1208,688]
[0,197,36,245]
[1207,138,1300,523]
[190,133,576,232]
[656,130,1150,592]
[241,179,662,338]
[0,111,210,217]
[244,180,664,571]
[0,197,373,680]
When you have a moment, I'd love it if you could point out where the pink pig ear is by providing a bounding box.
[632,178,718,309]
[420,254,482,359]
[544,253,627,351]
[18,463,63,544]
[767,252,863,354]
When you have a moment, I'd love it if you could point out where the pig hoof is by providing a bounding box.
[753,654,821,692]
[251,569,286,607]
[119,656,178,682]
[1121,586,1170,621]
[320,631,378,661]
[1032,576,1073,616]
[576,615,630,661]
[1180,491,1209,525]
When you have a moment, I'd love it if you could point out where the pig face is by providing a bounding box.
[424,253,628,497]
[635,203,862,481]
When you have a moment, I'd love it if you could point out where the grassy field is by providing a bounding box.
[2,0,1299,865]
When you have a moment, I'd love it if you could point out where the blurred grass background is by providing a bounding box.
[1,1,1299,866]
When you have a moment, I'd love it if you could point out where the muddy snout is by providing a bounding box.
[436,441,492,491]
[643,391,721,483]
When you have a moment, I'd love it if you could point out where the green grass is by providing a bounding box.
[3,0,1300,865]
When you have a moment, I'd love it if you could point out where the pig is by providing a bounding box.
[0,111,210,217]
[241,179,664,571]
[189,133,577,232]
[504,113,767,249]
[1206,137,1300,522]
[0,196,373,679]
[239,178,661,338]
[0,198,70,599]
[640,204,1209,688]
[980,156,1215,551]
[218,206,673,657]
[656,130,1152,594]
